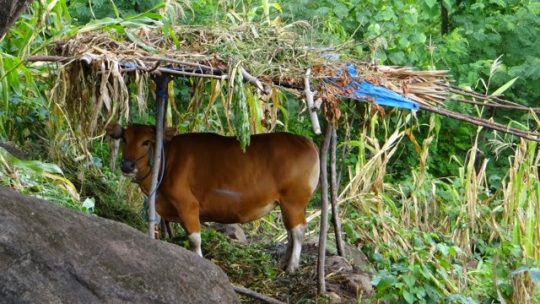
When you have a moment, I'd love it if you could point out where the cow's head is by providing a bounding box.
[105,123,177,179]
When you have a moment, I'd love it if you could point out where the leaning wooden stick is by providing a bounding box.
[233,286,286,304]
[305,68,322,135]
[25,55,73,62]
[329,126,345,257]
[317,125,332,294]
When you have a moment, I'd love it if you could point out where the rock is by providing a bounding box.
[344,273,373,297]
[326,255,353,272]
[326,291,342,304]
[0,186,239,304]
[343,243,370,270]
[208,223,247,244]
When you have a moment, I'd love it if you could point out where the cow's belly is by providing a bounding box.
[198,188,278,224]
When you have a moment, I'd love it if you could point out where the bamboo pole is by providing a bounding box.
[317,125,332,294]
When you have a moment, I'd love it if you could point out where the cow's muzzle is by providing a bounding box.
[120,159,137,175]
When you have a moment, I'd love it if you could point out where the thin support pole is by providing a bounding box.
[317,125,332,294]
[329,126,345,256]
[147,73,170,238]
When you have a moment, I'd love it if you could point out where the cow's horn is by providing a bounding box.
[105,123,124,139]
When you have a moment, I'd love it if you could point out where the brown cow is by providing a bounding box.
[106,123,319,272]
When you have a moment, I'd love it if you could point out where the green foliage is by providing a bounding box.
[230,69,251,150]
[445,1,540,101]
[81,169,147,231]
[370,233,461,304]
[0,146,91,212]
[68,0,163,24]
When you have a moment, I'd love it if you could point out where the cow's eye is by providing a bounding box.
[142,140,151,146]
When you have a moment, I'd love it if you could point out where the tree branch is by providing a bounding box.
[421,104,540,142]
[240,66,271,95]
[0,0,33,39]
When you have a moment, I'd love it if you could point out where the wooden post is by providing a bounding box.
[330,127,345,256]
[147,73,170,238]
[110,138,120,170]
[317,124,332,294]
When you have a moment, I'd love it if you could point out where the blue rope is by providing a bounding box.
[156,89,168,99]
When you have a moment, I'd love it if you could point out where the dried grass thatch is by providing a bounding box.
[26,22,540,141]
[32,25,441,122]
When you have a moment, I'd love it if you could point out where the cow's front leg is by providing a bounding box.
[188,230,202,256]
[182,205,203,256]
[166,193,203,256]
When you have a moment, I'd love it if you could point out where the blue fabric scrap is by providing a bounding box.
[332,63,420,111]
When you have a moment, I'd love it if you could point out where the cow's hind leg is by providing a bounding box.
[285,224,306,272]
[279,196,308,273]
[159,220,174,239]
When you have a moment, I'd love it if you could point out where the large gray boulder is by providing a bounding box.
[0,187,238,304]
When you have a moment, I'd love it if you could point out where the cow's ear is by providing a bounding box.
[164,127,178,142]
[105,123,124,139]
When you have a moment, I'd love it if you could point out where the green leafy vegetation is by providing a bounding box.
[1,0,539,303]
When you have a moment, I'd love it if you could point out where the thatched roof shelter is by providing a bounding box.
[27,25,444,129]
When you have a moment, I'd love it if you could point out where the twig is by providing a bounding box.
[155,67,227,80]
[146,60,161,73]
[305,69,322,134]
[318,125,332,294]
[337,114,354,188]
[447,97,540,112]
[240,66,270,94]
[233,286,286,304]
[448,85,525,107]
[420,104,540,142]
[143,56,221,73]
